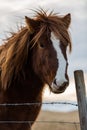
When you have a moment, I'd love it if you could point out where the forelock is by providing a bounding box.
[31,10,72,51]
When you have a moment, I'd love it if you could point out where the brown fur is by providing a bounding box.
[0,9,71,130]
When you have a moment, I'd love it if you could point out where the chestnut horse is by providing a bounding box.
[0,10,71,130]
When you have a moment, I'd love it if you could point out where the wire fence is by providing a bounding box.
[0,101,80,130]
[0,120,80,124]
[0,101,78,106]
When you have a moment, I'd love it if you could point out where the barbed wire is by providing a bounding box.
[0,101,79,127]
[0,120,80,124]
[0,101,78,107]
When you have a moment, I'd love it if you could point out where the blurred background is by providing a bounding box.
[0,0,87,112]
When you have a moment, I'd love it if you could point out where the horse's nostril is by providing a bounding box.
[54,79,57,85]
[62,81,69,87]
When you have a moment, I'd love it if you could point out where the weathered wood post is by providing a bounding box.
[74,70,87,130]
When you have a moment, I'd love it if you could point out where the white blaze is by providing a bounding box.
[51,33,67,88]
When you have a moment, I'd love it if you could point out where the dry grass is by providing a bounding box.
[32,110,80,130]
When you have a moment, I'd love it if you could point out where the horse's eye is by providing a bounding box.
[40,43,45,48]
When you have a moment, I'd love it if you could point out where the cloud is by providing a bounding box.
[0,0,87,77]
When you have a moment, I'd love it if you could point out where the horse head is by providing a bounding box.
[25,12,71,94]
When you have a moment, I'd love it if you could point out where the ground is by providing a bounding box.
[32,110,80,130]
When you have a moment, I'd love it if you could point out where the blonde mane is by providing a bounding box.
[0,27,30,89]
[0,10,72,89]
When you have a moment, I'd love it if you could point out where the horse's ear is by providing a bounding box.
[25,16,35,34]
[62,13,71,29]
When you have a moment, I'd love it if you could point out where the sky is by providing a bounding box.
[0,0,87,104]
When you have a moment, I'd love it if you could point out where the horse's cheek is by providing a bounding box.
[32,51,43,76]
[40,56,53,83]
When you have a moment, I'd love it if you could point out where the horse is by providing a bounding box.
[0,9,72,130]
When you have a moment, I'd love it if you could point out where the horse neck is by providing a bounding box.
[8,63,44,102]
[24,65,44,93]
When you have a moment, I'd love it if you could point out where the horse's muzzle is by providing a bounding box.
[50,81,69,94]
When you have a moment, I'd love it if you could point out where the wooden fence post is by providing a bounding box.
[74,70,87,130]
